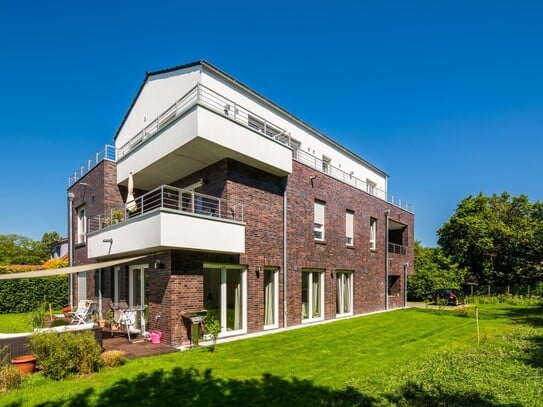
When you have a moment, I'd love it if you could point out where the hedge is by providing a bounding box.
[0,276,68,313]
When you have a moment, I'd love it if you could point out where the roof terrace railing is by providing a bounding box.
[68,145,116,187]
[91,84,414,213]
[88,185,244,233]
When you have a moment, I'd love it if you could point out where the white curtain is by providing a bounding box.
[312,272,320,318]
[234,272,241,330]
[264,270,274,326]
[344,274,351,313]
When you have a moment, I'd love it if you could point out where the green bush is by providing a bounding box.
[29,331,101,380]
[0,276,68,313]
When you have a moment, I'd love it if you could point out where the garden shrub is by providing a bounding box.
[100,350,127,368]
[0,364,24,392]
[29,331,101,380]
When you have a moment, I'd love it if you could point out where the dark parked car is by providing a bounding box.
[431,288,465,306]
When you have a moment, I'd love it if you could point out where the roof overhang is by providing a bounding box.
[0,255,148,280]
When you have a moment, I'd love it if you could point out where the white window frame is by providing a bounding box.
[370,218,377,250]
[345,210,354,246]
[314,200,325,241]
[263,267,279,329]
[366,179,377,196]
[203,263,247,338]
[322,155,331,174]
[301,269,325,323]
[336,271,353,317]
[77,206,86,244]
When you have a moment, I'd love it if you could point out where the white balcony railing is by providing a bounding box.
[68,145,116,187]
[388,242,407,255]
[73,84,413,213]
[88,185,244,233]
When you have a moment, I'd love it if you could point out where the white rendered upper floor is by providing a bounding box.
[113,61,398,205]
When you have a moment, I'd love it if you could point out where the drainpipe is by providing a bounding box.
[384,208,390,310]
[67,192,75,308]
[282,176,288,328]
[404,261,409,307]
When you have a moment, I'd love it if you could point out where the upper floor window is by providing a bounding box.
[366,179,377,196]
[322,155,331,174]
[77,206,87,244]
[369,217,377,250]
[345,210,354,246]
[314,200,325,241]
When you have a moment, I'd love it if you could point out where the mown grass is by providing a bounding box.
[1,302,543,406]
[0,312,33,333]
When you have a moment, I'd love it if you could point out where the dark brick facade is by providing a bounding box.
[71,157,414,346]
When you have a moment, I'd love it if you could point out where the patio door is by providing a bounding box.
[128,264,149,330]
[203,264,247,337]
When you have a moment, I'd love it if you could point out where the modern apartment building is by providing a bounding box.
[67,60,415,346]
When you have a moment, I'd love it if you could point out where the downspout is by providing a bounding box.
[67,192,75,308]
[282,176,289,328]
[384,208,390,310]
[404,261,409,307]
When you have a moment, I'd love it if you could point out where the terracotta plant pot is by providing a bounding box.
[11,355,37,375]
[98,319,106,328]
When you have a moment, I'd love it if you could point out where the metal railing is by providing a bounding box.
[88,185,244,233]
[106,83,414,213]
[68,145,116,187]
[388,242,407,255]
[117,83,290,160]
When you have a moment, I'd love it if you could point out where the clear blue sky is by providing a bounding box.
[1,1,542,247]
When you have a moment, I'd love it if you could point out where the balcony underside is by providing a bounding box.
[117,107,292,190]
[87,209,245,259]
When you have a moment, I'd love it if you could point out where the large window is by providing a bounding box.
[336,271,353,316]
[302,269,324,322]
[314,200,325,241]
[388,275,400,296]
[264,267,279,329]
[204,264,247,336]
[77,206,86,244]
[345,210,354,246]
[370,217,377,250]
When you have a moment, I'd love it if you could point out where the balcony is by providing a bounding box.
[115,84,293,191]
[87,185,245,258]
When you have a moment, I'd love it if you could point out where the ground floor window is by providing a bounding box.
[336,270,353,316]
[264,267,279,329]
[302,269,324,322]
[203,264,247,336]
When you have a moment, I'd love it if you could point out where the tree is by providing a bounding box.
[0,232,62,265]
[408,242,466,301]
[437,193,543,290]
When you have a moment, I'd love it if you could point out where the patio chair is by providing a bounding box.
[70,301,96,325]
[118,309,137,342]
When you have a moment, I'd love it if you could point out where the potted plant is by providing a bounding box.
[112,210,124,224]
[107,310,118,330]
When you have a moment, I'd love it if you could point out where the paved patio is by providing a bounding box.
[101,329,179,359]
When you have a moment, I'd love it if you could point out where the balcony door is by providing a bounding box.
[203,264,247,337]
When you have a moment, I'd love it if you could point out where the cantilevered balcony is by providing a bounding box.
[87,185,245,258]
[115,84,293,191]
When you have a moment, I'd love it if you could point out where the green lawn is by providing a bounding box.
[0,312,33,333]
[1,302,543,406]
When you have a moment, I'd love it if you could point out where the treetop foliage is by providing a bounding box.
[0,232,62,266]
[437,192,543,288]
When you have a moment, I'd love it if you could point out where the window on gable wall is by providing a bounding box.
[314,200,325,241]
[345,210,354,246]
[77,206,86,244]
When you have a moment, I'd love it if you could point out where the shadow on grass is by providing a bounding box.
[386,381,522,407]
[503,303,543,328]
[4,368,522,407]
